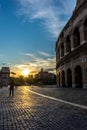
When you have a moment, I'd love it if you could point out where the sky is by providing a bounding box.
[0,0,76,76]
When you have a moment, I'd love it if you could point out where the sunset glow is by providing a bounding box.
[22,69,30,77]
[0,0,76,77]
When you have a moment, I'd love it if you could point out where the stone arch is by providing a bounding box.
[61,43,64,57]
[75,65,83,88]
[61,70,65,87]
[84,18,87,41]
[66,36,71,53]
[73,27,80,48]
[67,68,72,87]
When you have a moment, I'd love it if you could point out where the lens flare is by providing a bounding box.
[22,69,30,77]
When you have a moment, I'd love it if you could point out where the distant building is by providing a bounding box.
[35,68,56,85]
[0,67,10,87]
[56,0,87,88]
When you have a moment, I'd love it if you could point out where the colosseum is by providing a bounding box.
[56,0,87,88]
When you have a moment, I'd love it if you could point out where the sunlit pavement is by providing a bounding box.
[0,86,87,130]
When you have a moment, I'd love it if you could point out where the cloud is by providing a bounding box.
[45,68,55,72]
[21,53,35,58]
[16,0,76,38]
[14,64,28,70]
[38,51,51,57]
[20,51,53,60]
[12,54,56,75]
[33,56,56,70]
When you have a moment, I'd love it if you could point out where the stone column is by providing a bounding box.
[58,48,60,60]
[60,71,62,87]
[60,47,62,59]
[79,25,85,45]
[85,67,87,88]
[82,58,87,88]
[70,35,74,51]
[71,66,75,88]
[65,69,67,87]
[56,69,59,87]
[64,42,67,55]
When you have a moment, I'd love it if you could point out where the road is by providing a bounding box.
[0,86,87,130]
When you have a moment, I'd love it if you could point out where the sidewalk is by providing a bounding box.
[29,85,87,106]
[1,86,87,106]
[0,87,9,101]
[0,86,87,130]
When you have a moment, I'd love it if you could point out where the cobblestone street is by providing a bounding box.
[0,86,87,130]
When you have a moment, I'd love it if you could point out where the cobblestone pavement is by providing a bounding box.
[0,87,9,102]
[29,86,87,106]
[0,86,87,130]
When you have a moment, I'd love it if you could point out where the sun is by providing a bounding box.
[22,69,30,77]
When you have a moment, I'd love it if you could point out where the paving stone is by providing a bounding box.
[0,86,87,129]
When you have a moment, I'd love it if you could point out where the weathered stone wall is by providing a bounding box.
[56,0,87,88]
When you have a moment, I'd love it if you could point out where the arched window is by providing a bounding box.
[61,43,64,57]
[73,27,80,48]
[84,18,87,41]
[75,65,83,88]
[66,36,71,53]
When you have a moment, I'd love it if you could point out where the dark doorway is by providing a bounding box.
[62,71,65,87]
[67,68,72,87]
[75,65,83,88]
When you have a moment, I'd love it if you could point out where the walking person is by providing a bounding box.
[9,79,15,97]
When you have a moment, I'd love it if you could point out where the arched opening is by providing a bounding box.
[61,71,65,87]
[84,18,87,41]
[73,27,80,48]
[61,43,64,57]
[60,32,64,39]
[57,48,60,60]
[67,68,72,87]
[66,36,71,53]
[75,65,83,88]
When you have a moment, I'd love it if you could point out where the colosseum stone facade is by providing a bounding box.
[56,0,87,88]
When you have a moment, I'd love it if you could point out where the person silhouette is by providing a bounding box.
[9,79,15,97]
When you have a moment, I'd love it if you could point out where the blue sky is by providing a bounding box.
[0,0,76,76]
